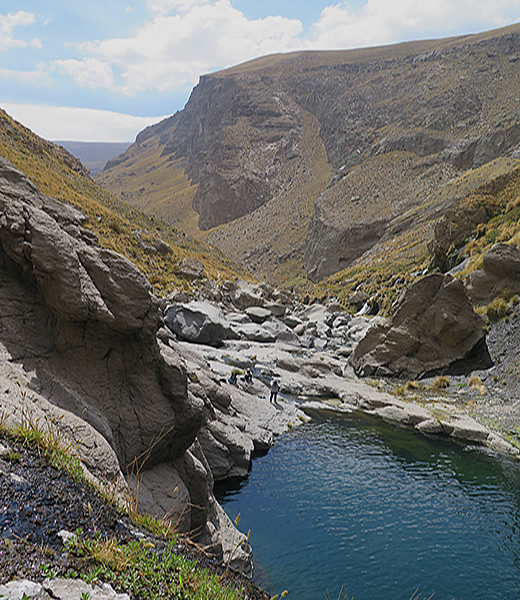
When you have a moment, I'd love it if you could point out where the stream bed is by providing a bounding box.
[215,410,520,600]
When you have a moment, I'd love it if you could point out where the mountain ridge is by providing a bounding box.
[96,22,520,292]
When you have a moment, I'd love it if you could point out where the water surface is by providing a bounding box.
[216,411,520,600]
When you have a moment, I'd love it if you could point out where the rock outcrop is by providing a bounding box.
[465,242,520,305]
[160,76,303,231]
[0,156,247,570]
[351,273,489,378]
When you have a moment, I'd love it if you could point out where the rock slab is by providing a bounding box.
[351,273,486,378]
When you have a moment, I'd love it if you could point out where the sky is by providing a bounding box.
[1,1,520,142]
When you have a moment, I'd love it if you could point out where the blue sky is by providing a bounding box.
[1,0,520,142]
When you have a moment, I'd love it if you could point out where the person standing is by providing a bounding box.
[269,378,279,403]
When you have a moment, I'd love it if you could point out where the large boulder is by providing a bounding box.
[229,280,265,310]
[465,242,520,305]
[351,273,488,378]
[164,301,237,346]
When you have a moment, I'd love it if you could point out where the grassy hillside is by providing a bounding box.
[0,109,252,297]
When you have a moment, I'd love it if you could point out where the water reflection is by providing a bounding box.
[216,412,520,600]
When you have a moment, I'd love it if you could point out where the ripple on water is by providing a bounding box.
[216,416,520,600]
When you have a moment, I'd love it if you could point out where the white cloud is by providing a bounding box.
[1,103,169,142]
[61,0,303,95]
[308,0,520,49]
[0,63,47,82]
[54,57,115,90]
[0,10,37,51]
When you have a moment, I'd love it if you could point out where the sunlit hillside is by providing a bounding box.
[0,109,253,297]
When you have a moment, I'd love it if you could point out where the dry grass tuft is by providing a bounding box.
[432,375,450,390]
[469,375,487,396]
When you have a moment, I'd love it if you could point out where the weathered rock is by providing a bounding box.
[441,415,490,442]
[0,157,243,565]
[128,462,191,532]
[0,579,130,600]
[176,256,204,279]
[264,302,286,317]
[428,203,488,268]
[230,281,265,310]
[346,290,368,310]
[164,301,237,346]
[204,499,253,576]
[198,417,254,480]
[283,313,303,329]
[0,341,128,503]
[0,180,156,336]
[351,273,487,378]
[189,371,233,409]
[304,197,387,282]
[231,322,278,343]
[372,401,432,426]
[245,305,272,323]
[298,302,337,326]
[466,242,520,305]
[416,418,445,435]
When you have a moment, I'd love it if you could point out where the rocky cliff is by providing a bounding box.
[0,156,252,570]
[98,23,520,285]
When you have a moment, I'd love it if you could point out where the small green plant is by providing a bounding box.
[39,563,58,578]
[68,535,245,600]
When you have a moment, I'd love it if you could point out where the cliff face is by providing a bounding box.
[0,156,229,560]
[98,24,520,284]
[159,75,304,230]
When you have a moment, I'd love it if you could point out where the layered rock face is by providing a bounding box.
[99,24,520,284]
[0,157,242,566]
[158,75,303,231]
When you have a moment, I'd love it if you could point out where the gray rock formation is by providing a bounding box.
[160,76,303,231]
[303,197,387,282]
[0,579,130,600]
[164,301,237,346]
[351,273,487,378]
[0,156,242,568]
[465,242,520,305]
[428,203,489,270]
